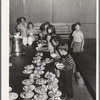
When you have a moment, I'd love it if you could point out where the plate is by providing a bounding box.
[45,72,55,80]
[36,78,47,85]
[48,90,62,97]
[49,97,62,100]
[50,53,58,58]
[56,63,65,70]
[9,87,12,92]
[9,92,18,100]
[29,74,40,79]
[24,65,34,70]
[35,85,47,94]
[22,70,33,74]
[23,85,35,91]
[22,79,34,85]
[34,93,48,100]
[20,91,34,99]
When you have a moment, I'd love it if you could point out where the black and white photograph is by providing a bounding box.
[1,0,99,100]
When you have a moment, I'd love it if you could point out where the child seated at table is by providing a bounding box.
[46,24,57,53]
[71,22,84,52]
[54,42,76,100]
[27,22,37,45]
[37,22,50,41]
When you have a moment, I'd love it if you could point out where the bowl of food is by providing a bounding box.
[20,91,34,99]
[56,63,65,70]
[50,53,58,58]
[9,92,18,100]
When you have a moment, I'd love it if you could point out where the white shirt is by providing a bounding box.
[72,30,84,43]
[17,23,27,37]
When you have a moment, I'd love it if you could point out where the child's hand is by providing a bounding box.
[70,43,73,48]
[81,48,84,52]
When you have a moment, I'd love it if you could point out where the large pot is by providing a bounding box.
[12,38,23,56]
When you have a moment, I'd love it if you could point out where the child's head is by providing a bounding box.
[50,35,62,47]
[20,17,26,23]
[57,42,68,56]
[75,22,81,31]
[16,18,21,24]
[47,25,56,35]
[27,22,34,29]
[44,22,50,30]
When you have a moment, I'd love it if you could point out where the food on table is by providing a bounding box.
[29,73,40,79]
[9,86,12,92]
[23,85,35,92]
[50,53,58,58]
[9,92,18,100]
[48,89,62,97]
[34,93,48,100]
[49,97,62,100]
[47,82,58,90]
[20,91,34,99]
[35,85,48,94]
[45,72,55,80]
[55,62,65,70]
[36,78,47,85]
[24,64,34,70]
[22,69,33,74]
[22,79,34,85]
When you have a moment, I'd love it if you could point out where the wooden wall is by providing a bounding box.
[10,0,96,39]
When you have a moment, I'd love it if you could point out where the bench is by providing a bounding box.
[71,52,96,100]
[33,23,72,39]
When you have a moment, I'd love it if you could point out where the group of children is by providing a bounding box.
[14,17,85,100]
[15,17,38,45]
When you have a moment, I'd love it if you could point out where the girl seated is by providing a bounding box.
[46,24,56,53]
[27,22,37,45]
[37,22,50,41]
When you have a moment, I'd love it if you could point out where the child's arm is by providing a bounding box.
[81,34,85,52]
[70,40,74,48]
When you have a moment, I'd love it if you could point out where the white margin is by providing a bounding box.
[96,0,99,100]
[1,0,9,100]
[1,0,98,100]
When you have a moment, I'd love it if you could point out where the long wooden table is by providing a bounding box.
[9,42,62,100]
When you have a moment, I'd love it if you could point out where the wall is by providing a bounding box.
[10,0,96,39]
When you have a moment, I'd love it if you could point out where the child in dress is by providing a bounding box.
[71,22,84,52]
[27,22,37,45]
[55,42,76,100]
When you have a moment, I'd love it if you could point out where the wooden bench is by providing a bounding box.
[71,52,96,100]
[33,23,72,39]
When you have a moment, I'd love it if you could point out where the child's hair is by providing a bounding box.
[44,21,50,26]
[16,18,21,24]
[20,17,26,21]
[50,35,62,45]
[27,22,34,29]
[40,23,45,31]
[46,25,56,35]
[75,22,81,27]
[57,41,68,52]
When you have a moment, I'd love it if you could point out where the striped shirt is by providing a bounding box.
[60,53,76,71]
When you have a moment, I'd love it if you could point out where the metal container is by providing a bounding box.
[11,38,23,56]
